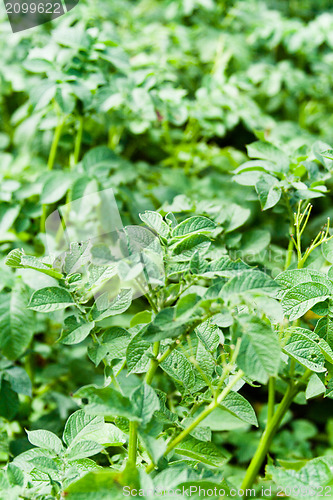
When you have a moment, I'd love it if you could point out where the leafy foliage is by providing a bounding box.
[2,0,333,498]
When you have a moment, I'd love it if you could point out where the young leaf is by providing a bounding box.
[92,289,132,321]
[235,316,281,384]
[172,234,211,260]
[5,249,63,279]
[63,410,104,447]
[0,284,34,360]
[160,350,195,391]
[139,211,169,238]
[220,391,258,427]
[281,282,330,321]
[283,328,326,373]
[5,366,32,396]
[130,383,160,426]
[74,386,137,420]
[59,316,95,345]
[172,216,215,238]
[66,440,103,460]
[255,174,281,210]
[26,430,64,455]
[126,331,151,374]
[28,287,74,312]
[222,270,280,298]
[174,436,228,467]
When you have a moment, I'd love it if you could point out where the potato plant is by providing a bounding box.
[2,0,333,499]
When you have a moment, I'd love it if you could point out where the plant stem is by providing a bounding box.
[40,117,65,232]
[73,116,83,165]
[267,377,275,424]
[145,341,160,385]
[241,370,311,495]
[145,369,244,473]
[241,382,297,494]
[285,237,294,270]
[128,421,138,465]
[48,117,64,171]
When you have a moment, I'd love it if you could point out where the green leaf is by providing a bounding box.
[281,282,330,321]
[26,429,64,455]
[5,249,63,279]
[99,327,131,360]
[92,289,132,321]
[222,270,279,298]
[236,316,281,384]
[59,316,95,345]
[63,241,92,274]
[305,373,326,399]
[195,321,220,352]
[29,456,59,473]
[247,141,289,168]
[267,457,333,491]
[172,216,215,238]
[74,386,137,420]
[130,383,160,426]
[66,440,103,460]
[172,234,211,260]
[64,469,124,499]
[40,171,73,204]
[126,331,151,374]
[204,255,250,278]
[314,317,333,348]
[5,366,32,396]
[174,436,228,467]
[143,308,187,342]
[6,464,24,487]
[276,269,333,293]
[322,238,333,263]
[255,174,282,210]
[130,310,152,328]
[160,350,195,391]
[154,390,178,424]
[320,149,333,160]
[220,391,258,427]
[283,328,326,373]
[5,249,23,268]
[139,211,169,238]
[63,410,104,447]
[81,423,127,447]
[23,58,53,73]
[0,284,34,360]
[175,293,201,320]
[28,286,74,312]
[224,203,250,233]
[83,146,118,176]
[240,229,271,257]
[0,381,19,420]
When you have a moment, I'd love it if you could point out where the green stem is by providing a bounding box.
[40,117,65,232]
[48,118,64,171]
[285,237,294,270]
[241,370,311,494]
[267,377,275,424]
[145,341,160,385]
[146,370,244,473]
[128,421,138,466]
[73,116,83,164]
[241,382,297,493]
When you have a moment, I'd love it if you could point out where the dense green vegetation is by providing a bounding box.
[2,0,333,498]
